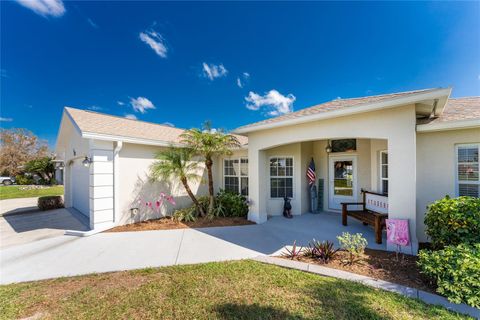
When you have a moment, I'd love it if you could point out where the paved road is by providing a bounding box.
[0,212,385,284]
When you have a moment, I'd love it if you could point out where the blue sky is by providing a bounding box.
[1,1,479,148]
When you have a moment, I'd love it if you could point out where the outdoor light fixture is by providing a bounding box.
[82,156,92,167]
[325,141,332,153]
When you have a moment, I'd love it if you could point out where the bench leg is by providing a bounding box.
[374,216,382,244]
[342,204,347,226]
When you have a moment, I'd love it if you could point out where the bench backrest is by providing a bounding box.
[364,191,388,214]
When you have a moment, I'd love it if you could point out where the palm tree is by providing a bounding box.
[150,146,205,217]
[180,122,241,214]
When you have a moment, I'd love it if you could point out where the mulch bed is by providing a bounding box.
[282,248,436,293]
[107,216,254,232]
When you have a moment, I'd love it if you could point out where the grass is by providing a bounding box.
[0,260,470,320]
[0,185,64,200]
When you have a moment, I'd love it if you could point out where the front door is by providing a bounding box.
[329,156,357,210]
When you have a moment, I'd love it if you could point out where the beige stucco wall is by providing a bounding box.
[117,143,212,225]
[416,128,480,242]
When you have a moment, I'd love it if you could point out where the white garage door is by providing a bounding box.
[71,162,90,217]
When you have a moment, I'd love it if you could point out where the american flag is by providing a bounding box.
[306,158,316,185]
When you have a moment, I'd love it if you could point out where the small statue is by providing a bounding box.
[283,196,293,219]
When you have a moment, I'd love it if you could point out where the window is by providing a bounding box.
[456,144,479,197]
[224,158,248,196]
[270,157,293,198]
[380,151,388,195]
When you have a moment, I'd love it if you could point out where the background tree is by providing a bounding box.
[24,157,56,185]
[180,122,241,214]
[0,128,49,176]
[150,146,206,217]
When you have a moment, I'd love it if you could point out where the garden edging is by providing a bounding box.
[252,255,480,319]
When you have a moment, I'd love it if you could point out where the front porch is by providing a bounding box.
[247,116,418,254]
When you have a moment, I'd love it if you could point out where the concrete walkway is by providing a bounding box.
[0,212,386,284]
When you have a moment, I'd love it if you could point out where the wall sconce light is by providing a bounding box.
[82,156,93,167]
[325,141,332,153]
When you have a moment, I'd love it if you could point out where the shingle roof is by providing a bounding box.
[236,88,443,132]
[421,97,480,124]
[65,107,248,146]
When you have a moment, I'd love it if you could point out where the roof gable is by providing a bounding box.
[63,107,248,146]
[234,88,452,133]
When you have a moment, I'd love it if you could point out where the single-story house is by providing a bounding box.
[56,87,479,252]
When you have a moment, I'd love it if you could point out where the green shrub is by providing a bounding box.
[215,189,248,217]
[37,196,64,210]
[424,196,480,248]
[418,243,480,307]
[15,174,34,185]
[337,232,368,265]
[172,207,196,223]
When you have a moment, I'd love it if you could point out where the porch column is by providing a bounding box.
[248,147,267,223]
[388,132,419,254]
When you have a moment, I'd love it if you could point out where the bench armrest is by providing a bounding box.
[341,202,364,206]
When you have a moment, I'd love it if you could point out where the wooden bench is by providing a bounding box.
[341,190,388,244]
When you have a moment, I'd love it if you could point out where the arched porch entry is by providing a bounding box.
[246,105,418,253]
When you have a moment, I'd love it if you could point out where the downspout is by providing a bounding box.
[113,141,123,224]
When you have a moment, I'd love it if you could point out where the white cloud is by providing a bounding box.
[117,101,125,106]
[1,69,7,78]
[245,89,296,116]
[162,122,175,127]
[130,96,155,114]
[15,0,65,17]
[139,30,167,58]
[87,18,98,28]
[236,72,250,88]
[87,105,102,111]
[0,117,13,122]
[125,114,137,120]
[202,63,228,80]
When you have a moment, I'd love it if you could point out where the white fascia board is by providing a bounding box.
[417,119,480,132]
[81,131,182,147]
[234,88,452,134]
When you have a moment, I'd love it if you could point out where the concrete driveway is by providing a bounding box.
[0,208,89,249]
[0,197,39,216]
[0,212,386,284]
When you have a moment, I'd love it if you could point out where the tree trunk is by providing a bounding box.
[181,177,205,217]
[205,157,215,214]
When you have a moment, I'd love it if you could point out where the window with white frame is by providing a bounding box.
[456,144,479,197]
[270,157,293,198]
[224,158,248,196]
[380,151,388,195]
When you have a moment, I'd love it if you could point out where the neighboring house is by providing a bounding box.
[56,88,479,252]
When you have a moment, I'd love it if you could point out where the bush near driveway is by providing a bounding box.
[0,185,64,200]
[418,243,480,308]
[38,196,64,211]
[0,260,468,320]
[424,196,480,248]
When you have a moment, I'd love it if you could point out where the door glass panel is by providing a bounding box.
[333,160,353,196]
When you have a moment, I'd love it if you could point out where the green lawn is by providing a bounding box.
[0,260,469,320]
[0,185,64,200]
